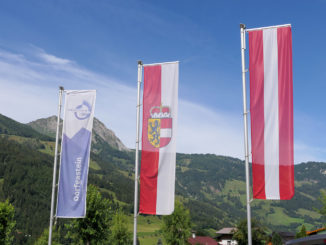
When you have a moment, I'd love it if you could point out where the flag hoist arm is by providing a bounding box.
[133,60,143,245]
[246,23,291,32]
[240,23,252,245]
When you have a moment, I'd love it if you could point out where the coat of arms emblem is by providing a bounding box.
[148,105,172,148]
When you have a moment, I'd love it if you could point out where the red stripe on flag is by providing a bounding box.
[160,138,170,147]
[277,27,294,199]
[249,30,266,199]
[161,118,172,128]
[139,65,161,214]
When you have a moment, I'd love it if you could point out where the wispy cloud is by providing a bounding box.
[38,52,71,65]
[294,141,326,163]
[0,46,324,163]
[0,46,244,158]
[177,100,243,158]
[0,47,136,147]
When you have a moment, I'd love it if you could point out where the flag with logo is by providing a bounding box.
[248,25,294,200]
[56,90,96,217]
[139,62,179,215]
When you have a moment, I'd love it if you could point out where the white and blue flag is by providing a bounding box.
[56,90,96,218]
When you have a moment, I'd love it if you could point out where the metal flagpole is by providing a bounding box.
[48,86,64,245]
[240,23,252,245]
[133,60,143,245]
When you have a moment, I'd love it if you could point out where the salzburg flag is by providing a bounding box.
[249,25,294,200]
[57,90,96,217]
[139,62,179,215]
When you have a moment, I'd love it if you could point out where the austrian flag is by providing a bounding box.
[249,25,294,200]
[139,62,179,215]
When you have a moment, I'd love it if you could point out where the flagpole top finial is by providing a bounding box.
[138,60,143,65]
[240,23,246,29]
[59,86,64,91]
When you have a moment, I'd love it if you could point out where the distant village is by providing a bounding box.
[188,227,326,245]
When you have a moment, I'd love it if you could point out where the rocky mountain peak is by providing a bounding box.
[27,116,130,151]
[92,118,129,151]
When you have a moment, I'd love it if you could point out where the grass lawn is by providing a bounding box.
[90,160,101,170]
[296,208,321,219]
[266,207,303,226]
[127,215,165,244]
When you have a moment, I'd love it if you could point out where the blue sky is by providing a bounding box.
[0,0,325,163]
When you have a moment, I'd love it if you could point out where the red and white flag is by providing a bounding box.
[249,25,294,200]
[139,62,179,215]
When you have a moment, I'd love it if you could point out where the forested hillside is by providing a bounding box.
[0,114,325,244]
[0,114,53,141]
[176,154,326,232]
[0,136,53,243]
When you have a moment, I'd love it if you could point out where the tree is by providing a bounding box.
[162,201,191,245]
[319,191,326,215]
[271,232,282,245]
[319,190,326,221]
[0,200,16,245]
[68,185,112,244]
[295,225,307,238]
[232,219,266,245]
[110,208,132,245]
[34,227,61,245]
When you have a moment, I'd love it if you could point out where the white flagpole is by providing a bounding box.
[133,60,143,245]
[48,86,64,245]
[240,23,252,245]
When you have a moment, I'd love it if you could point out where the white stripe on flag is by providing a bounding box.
[160,128,172,138]
[249,25,294,200]
[156,63,178,214]
[263,28,280,199]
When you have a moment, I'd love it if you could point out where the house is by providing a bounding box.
[215,228,238,245]
[188,234,218,245]
[276,231,296,243]
[284,227,326,245]
[306,227,326,236]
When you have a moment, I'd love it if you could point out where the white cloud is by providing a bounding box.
[294,141,326,163]
[38,51,71,65]
[177,100,243,158]
[0,46,324,163]
[0,81,57,121]
[0,47,245,159]
[0,47,138,148]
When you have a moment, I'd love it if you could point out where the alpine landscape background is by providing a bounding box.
[0,113,325,244]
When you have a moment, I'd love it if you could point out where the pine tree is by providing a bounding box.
[232,219,266,245]
[295,225,307,238]
[110,209,132,245]
[68,185,112,244]
[271,232,282,245]
[34,227,61,245]
[162,201,191,245]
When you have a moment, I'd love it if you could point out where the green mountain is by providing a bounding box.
[0,136,53,244]
[0,114,53,141]
[176,154,325,232]
[0,114,325,243]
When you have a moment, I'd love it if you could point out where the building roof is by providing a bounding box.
[286,233,326,245]
[188,236,218,245]
[279,231,295,237]
[306,227,326,236]
[270,232,295,242]
[216,227,236,235]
